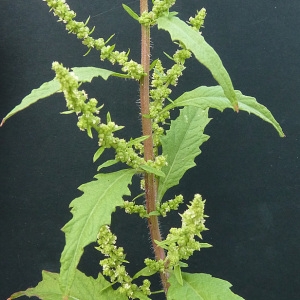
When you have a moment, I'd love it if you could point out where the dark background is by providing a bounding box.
[1,0,299,299]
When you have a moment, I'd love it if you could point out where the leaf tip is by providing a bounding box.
[0,118,5,127]
[234,103,239,112]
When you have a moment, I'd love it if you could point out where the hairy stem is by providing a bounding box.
[139,0,169,294]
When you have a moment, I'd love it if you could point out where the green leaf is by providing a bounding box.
[163,85,285,137]
[157,106,210,201]
[140,164,166,177]
[97,159,119,171]
[133,266,158,279]
[9,270,127,300]
[174,265,183,286]
[59,169,136,297]
[93,147,105,162]
[72,66,119,82]
[127,135,150,147]
[0,67,125,126]
[157,15,238,111]
[122,4,139,21]
[167,272,245,300]
[0,79,60,126]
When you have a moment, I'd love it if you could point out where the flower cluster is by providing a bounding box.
[146,194,211,270]
[52,61,102,138]
[96,225,151,298]
[139,0,176,26]
[188,8,207,31]
[164,194,211,265]
[123,200,148,218]
[157,194,184,217]
[144,258,165,273]
[150,48,191,147]
[52,62,147,169]
[44,0,145,80]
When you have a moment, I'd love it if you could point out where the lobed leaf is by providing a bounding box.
[9,270,127,300]
[157,15,238,111]
[163,85,285,137]
[59,169,136,297]
[1,67,125,126]
[167,272,245,300]
[157,106,210,202]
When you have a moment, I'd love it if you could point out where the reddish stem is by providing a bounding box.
[139,0,169,294]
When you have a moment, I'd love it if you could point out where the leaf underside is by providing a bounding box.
[59,169,136,296]
[167,272,245,300]
[9,269,127,300]
[157,15,238,110]
[164,85,284,137]
[158,106,210,201]
[1,67,119,126]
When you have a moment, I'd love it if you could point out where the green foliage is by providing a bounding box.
[158,106,210,201]
[9,270,127,300]
[0,67,121,126]
[157,15,238,111]
[60,169,136,295]
[3,1,284,299]
[167,273,244,300]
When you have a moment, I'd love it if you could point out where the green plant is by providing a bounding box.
[2,1,284,299]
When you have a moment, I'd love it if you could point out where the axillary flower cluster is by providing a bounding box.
[96,195,210,298]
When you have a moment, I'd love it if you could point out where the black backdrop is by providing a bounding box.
[1,1,299,299]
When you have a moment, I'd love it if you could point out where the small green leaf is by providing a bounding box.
[150,58,159,70]
[157,15,238,111]
[127,135,150,147]
[107,111,112,123]
[97,159,118,171]
[9,270,127,300]
[60,110,75,115]
[163,51,174,61]
[133,266,158,279]
[148,211,161,216]
[178,261,189,268]
[167,272,245,300]
[122,4,139,21]
[158,106,211,201]
[199,243,213,248]
[59,169,136,297]
[93,147,105,162]
[174,265,183,286]
[140,165,166,177]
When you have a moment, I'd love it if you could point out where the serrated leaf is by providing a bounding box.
[163,85,284,137]
[157,15,238,111]
[9,270,127,300]
[167,272,245,300]
[157,106,210,201]
[59,169,136,297]
[1,67,124,126]
[122,4,139,21]
[72,66,118,82]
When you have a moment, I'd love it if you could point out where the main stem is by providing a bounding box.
[139,0,169,294]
